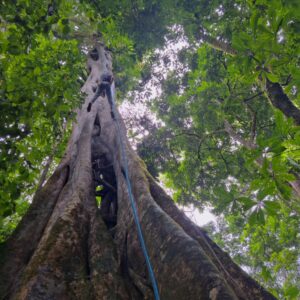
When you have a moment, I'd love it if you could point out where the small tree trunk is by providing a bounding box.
[0,45,276,300]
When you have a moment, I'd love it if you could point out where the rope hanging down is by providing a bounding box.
[108,85,160,300]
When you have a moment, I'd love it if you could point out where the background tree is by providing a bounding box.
[135,1,300,298]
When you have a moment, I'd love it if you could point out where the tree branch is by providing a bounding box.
[265,79,300,125]
[243,92,264,103]
[198,29,237,56]
[224,120,256,149]
[175,130,202,139]
[36,154,54,192]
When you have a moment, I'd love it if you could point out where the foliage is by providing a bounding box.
[0,1,84,240]
[135,0,300,297]
[0,0,163,240]
[0,0,300,297]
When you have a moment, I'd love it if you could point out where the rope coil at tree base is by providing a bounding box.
[109,85,161,300]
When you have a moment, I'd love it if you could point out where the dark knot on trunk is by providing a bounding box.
[90,48,99,61]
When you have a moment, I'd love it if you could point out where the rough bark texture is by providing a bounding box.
[265,79,300,125]
[0,45,277,300]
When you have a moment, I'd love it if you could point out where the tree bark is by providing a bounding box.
[224,120,256,150]
[0,45,277,299]
[265,79,300,125]
[198,29,237,56]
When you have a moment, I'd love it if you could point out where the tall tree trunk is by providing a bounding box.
[0,45,277,300]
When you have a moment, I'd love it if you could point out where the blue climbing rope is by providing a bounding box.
[109,86,160,300]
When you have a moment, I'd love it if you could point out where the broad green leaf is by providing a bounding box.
[263,201,281,215]
[249,208,265,226]
[238,197,257,210]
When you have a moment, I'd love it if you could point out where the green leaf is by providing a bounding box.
[257,188,270,201]
[284,286,299,299]
[261,265,272,281]
[95,196,101,207]
[238,197,257,210]
[263,201,280,215]
[249,208,265,226]
[265,72,279,82]
[250,11,260,36]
